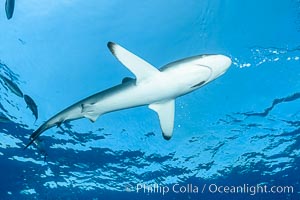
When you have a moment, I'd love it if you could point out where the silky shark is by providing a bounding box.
[24,42,232,149]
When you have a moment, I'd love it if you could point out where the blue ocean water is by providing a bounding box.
[0,0,300,199]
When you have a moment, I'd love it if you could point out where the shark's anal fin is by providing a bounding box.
[81,103,100,122]
[57,121,63,128]
[149,100,175,140]
[107,42,160,84]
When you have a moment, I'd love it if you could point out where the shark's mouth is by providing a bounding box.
[190,64,213,88]
[191,81,206,88]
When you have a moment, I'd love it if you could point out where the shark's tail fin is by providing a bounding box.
[24,124,48,150]
[24,138,35,149]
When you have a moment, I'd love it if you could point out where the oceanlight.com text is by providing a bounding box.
[207,184,294,195]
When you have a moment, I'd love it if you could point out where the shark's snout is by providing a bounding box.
[221,55,232,72]
[215,55,231,74]
[206,55,232,80]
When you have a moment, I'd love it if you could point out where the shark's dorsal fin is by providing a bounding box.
[108,42,160,84]
[149,99,175,140]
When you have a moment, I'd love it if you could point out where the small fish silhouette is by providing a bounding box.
[5,0,15,20]
[0,74,23,97]
[24,94,38,121]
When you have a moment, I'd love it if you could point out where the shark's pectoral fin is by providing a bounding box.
[107,42,160,84]
[81,103,100,122]
[149,100,175,140]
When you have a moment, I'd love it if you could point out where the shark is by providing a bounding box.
[24,42,232,149]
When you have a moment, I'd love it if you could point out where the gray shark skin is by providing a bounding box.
[0,74,23,97]
[24,94,38,121]
[24,42,232,149]
[5,0,15,20]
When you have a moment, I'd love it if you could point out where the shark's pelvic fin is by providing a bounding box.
[107,42,160,84]
[122,77,135,84]
[149,100,175,140]
[81,103,100,122]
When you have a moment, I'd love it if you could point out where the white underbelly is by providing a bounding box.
[94,80,183,114]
